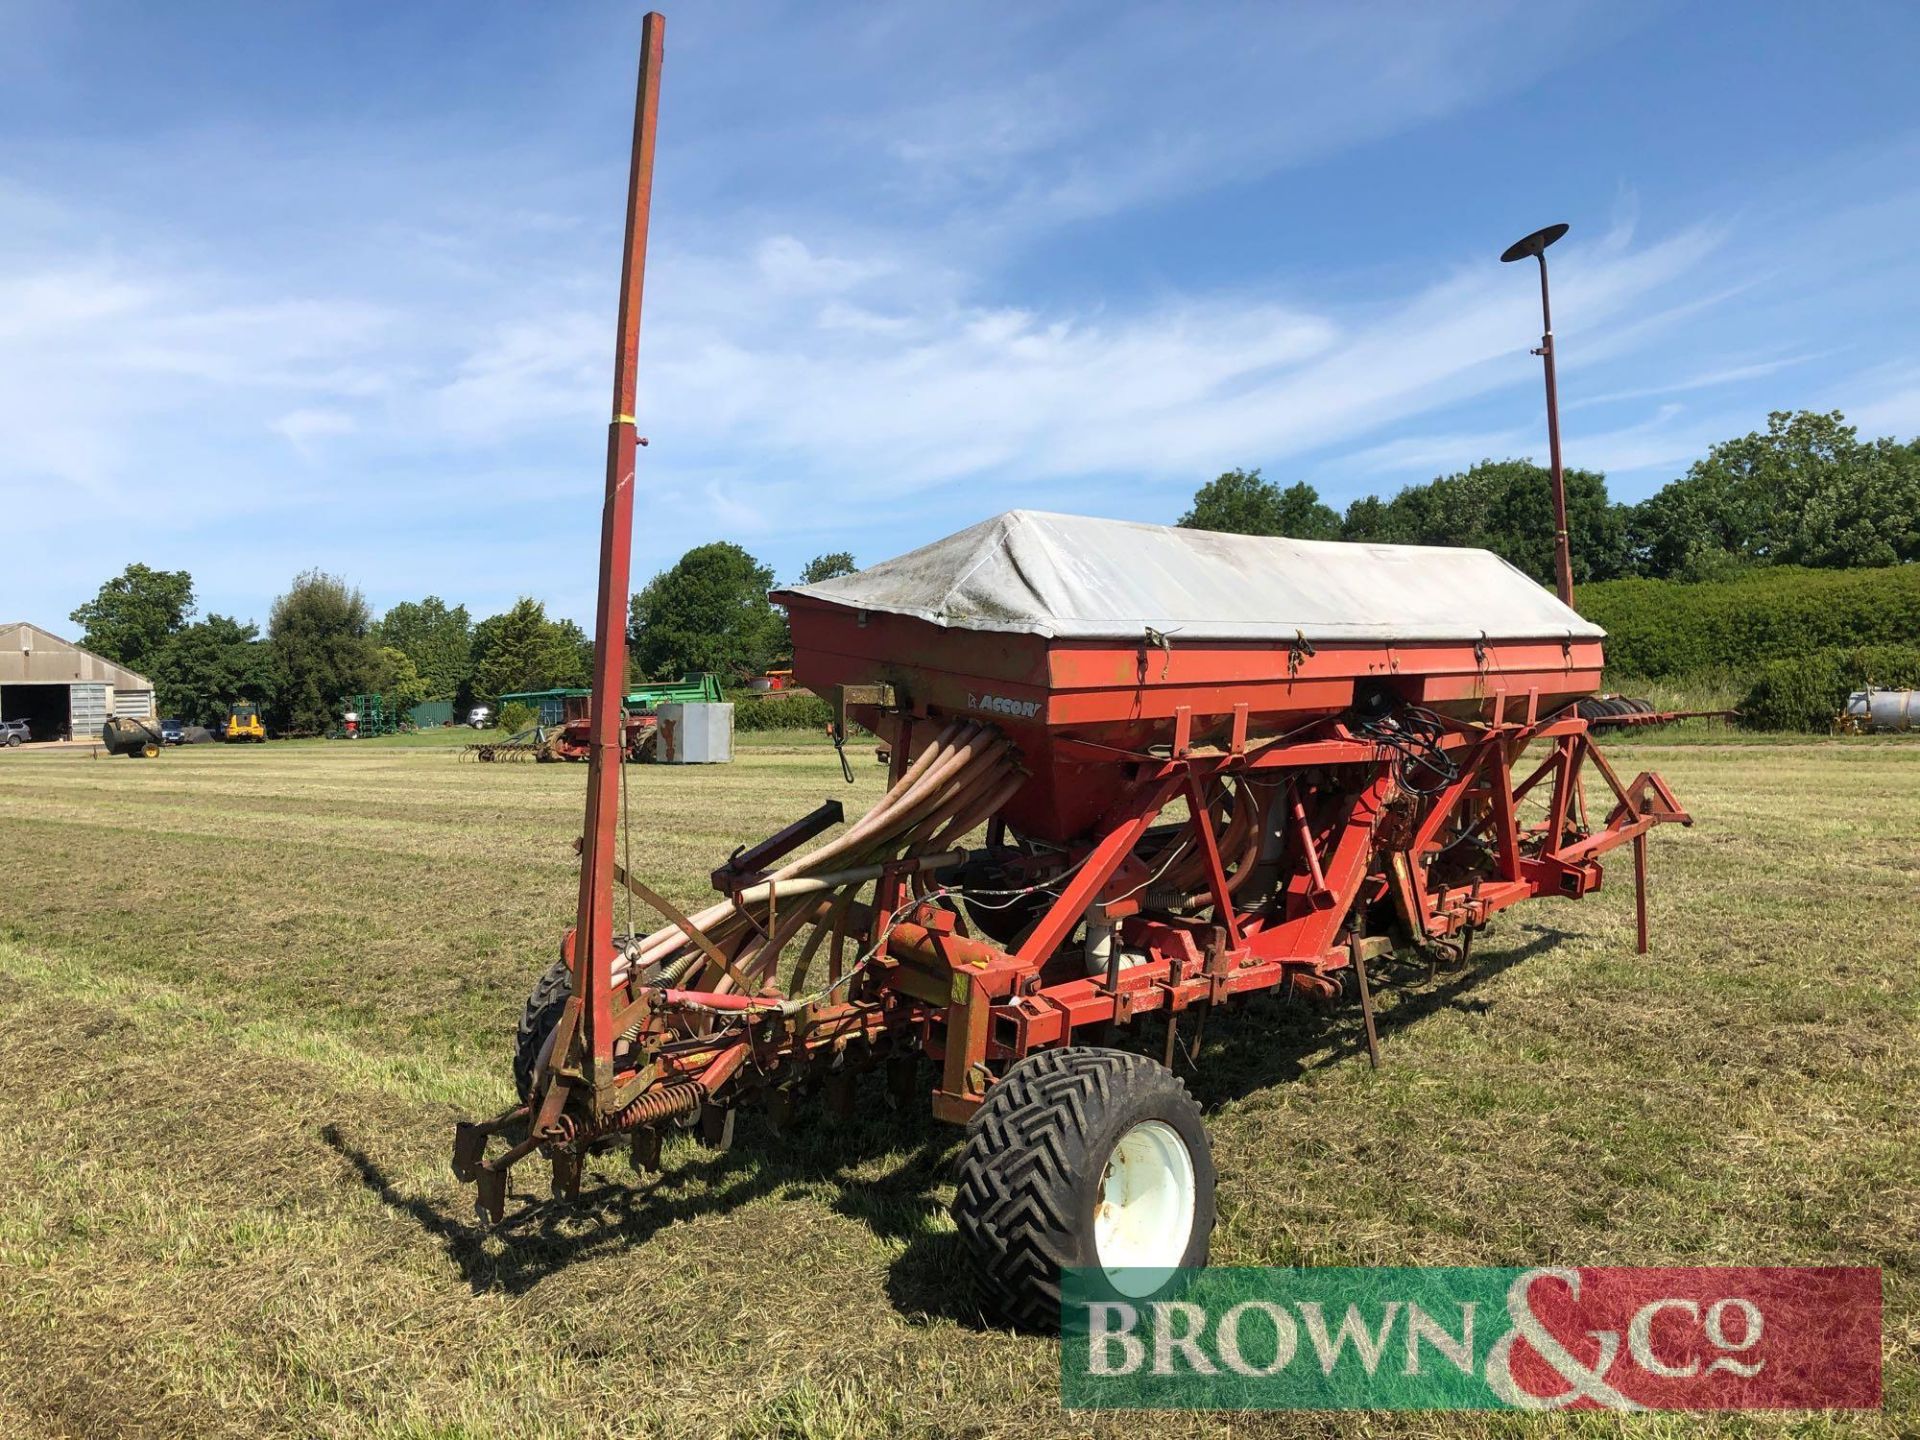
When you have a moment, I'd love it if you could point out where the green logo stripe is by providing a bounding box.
[1062,1268,1525,1410]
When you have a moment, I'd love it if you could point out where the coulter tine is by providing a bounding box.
[824,1070,856,1119]
[886,1054,920,1107]
[697,1103,735,1153]
[451,1122,487,1182]
[551,1149,583,1200]
[475,1166,508,1226]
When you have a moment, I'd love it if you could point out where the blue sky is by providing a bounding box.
[5,0,1919,633]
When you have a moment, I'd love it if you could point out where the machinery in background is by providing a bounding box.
[222,702,266,743]
[101,715,164,758]
[341,693,399,739]
[1836,688,1919,733]
[470,675,726,764]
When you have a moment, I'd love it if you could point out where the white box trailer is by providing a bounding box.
[655,702,733,763]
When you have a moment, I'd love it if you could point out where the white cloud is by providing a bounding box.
[423,311,604,442]
[5,2,1915,631]
[271,406,357,454]
[850,1,1616,231]
[754,235,890,295]
[1569,352,1826,410]
[1843,366,1920,439]
[617,221,1722,529]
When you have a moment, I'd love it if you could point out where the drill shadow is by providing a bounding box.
[1176,922,1571,1109]
[321,1097,958,1300]
[323,923,1568,1312]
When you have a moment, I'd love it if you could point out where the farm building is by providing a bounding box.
[0,622,155,741]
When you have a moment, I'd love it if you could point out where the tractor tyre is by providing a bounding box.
[951,1047,1215,1333]
[141,742,160,758]
[513,959,573,1102]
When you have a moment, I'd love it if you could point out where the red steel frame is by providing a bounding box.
[450,11,1694,1214]
[710,702,1689,1127]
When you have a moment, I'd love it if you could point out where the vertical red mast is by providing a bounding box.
[575,11,664,1108]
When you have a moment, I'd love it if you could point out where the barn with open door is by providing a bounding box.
[0,623,155,742]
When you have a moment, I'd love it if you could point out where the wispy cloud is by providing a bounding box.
[1824,360,1920,441]
[4,2,1918,631]
[1569,352,1828,409]
[846,1,1618,232]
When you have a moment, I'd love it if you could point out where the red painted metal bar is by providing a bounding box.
[1487,743,1524,880]
[1255,766,1394,956]
[1184,772,1245,947]
[1633,833,1650,955]
[1013,772,1185,969]
[573,12,665,1112]
[1544,735,1581,852]
[1286,778,1331,898]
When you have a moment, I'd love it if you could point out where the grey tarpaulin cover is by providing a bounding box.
[784,510,1603,643]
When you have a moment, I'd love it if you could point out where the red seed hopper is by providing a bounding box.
[777,509,1609,842]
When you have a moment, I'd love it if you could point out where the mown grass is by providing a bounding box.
[0,738,1914,1438]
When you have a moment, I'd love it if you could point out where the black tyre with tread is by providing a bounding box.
[951,1046,1216,1332]
[513,959,572,1101]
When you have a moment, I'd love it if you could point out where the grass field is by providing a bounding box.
[1,735,1915,1438]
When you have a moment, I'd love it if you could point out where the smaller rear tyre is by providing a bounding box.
[513,959,573,1101]
[952,1047,1215,1332]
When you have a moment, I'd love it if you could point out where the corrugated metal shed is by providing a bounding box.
[1,623,156,740]
[0,623,155,690]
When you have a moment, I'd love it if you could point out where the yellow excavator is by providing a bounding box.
[223,701,266,743]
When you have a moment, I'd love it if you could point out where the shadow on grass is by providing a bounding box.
[322,921,1573,1322]
[322,1093,969,1306]
[1176,921,1570,1110]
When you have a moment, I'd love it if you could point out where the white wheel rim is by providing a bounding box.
[1093,1119,1196,1294]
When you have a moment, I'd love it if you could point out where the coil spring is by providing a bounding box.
[573,1081,704,1145]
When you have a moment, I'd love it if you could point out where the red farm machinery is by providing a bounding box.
[451,12,1693,1331]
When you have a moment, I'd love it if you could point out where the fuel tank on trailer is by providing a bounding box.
[1845,688,1918,732]
[776,510,1607,843]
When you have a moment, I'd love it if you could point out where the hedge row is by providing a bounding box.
[727,692,834,732]
[1738,645,1920,731]
[1579,565,1920,678]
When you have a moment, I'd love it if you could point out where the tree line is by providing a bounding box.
[68,549,858,735]
[1178,410,1920,586]
[71,407,1912,733]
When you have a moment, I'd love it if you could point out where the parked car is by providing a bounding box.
[0,719,29,746]
[467,706,493,729]
[159,717,185,745]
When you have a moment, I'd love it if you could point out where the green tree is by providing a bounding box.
[1340,460,1629,586]
[372,646,428,714]
[1178,468,1340,539]
[1629,411,1920,577]
[799,551,857,584]
[629,542,786,680]
[148,615,278,727]
[68,563,196,674]
[470,598,591,706]
[551,618,595,681]
[268,570,381,734]
[373,597,472,702]
[1339,494,1389,542]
